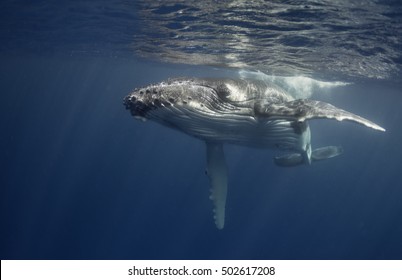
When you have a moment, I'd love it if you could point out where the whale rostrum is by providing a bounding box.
[124,77,385,229]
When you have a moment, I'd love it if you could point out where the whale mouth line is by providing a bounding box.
[124,89,177,118]
[125,81,236,119]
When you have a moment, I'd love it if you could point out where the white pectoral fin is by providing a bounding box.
[294,100,386,132]
[256,99,385,132]
[206,141,227,229]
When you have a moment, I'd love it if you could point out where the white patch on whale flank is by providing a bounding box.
[238,70,350,99]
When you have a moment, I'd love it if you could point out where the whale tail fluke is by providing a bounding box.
[311,145,344,161]
[274,145,343,167]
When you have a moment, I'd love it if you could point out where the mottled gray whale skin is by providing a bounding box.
[124,77,384,229]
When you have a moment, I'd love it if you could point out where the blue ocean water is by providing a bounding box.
[1,1,402,260]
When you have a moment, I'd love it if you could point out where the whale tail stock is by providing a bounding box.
[256,98,384,167]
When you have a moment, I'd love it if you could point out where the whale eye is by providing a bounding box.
[217,84,231,98]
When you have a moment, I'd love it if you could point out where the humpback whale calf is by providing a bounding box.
[124,77,385,229]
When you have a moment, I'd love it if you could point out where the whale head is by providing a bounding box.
[123,78,247,120]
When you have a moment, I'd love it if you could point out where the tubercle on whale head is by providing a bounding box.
[123,78,219,119]
[123,94,149,118]
[123,83,176,118]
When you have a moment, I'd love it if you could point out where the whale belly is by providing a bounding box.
[146,104,306,151]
